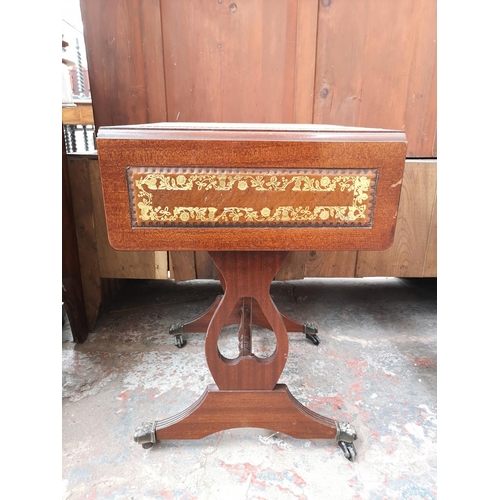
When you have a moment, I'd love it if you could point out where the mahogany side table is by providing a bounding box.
[96,123,407,461]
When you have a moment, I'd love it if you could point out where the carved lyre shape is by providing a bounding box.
[205,251,289,390]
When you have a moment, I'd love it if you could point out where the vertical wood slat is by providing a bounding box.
[168,252,175,281]
[62,140,88,343]
[304,251,357,278]
[195,251,219,280]
[313,0,436,158]
[293,0,319,123]
[67,157,102,330]
[154,252,169,280]
[169,251,197,282]
[139,0,168,123]
[356,161,437,277]
[80,0,150,130]
[275,252,308,281]
[161,0,300,123]
[423,191,437,277]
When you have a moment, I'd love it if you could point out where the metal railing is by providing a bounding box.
[63,123,96,153]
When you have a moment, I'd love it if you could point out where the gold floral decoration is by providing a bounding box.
[133,172,374,224]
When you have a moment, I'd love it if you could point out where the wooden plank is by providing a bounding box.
[139,0,168,123]
[62,137,88,343]
[168,252,175,280]
[154,252,169,279]
[356,160,437,277]
[62,102,94,125]
[275,252,307,281]
[169,251,197,282]
[313,0,436,158]
[161,0,299,123]
[293,0,319,123]
[80,0,149,130]
[423,191,437,277]
[304,251,357,278]
[195,251,218,280]
[67,156,102,330]
[87,158,158,279]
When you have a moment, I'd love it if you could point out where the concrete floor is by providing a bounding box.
[62,277,437,500]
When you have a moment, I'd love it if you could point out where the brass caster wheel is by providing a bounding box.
[305,333,320,345]
[337,421,357,462]
[169,323,185,348]
[303,322,320,346]
[134,422,157,449]
[174,334,185,348]
[339,440,357,462]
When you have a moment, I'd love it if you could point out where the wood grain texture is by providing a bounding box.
[194,251,219,280]
[205,251,290,390]
[154,251,169,279]
[62,102,94,126]
[169,251,197,282]
[97,123,407,252]
[304,250,357,278]
[161,0,298,123]
[80,0,150,130]
[275,252,307,281]
[356,161,437,277]
[423,190,437,277]
[62,136,88,343]
[87,158,159,279]
[139,0,168,123]
[67,156,102,329]
[81,0,436,156]
[78,0,437,282]
[69,159,435,282]
[293,0,319,123]
[179,294,308,336]
[313,0,436,158]
[155,384,338,440]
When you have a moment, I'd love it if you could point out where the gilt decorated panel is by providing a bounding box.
[127,167,378,229]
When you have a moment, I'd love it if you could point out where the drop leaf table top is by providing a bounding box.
[97,122,407,252]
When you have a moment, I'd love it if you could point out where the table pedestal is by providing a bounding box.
[133,251,357,461]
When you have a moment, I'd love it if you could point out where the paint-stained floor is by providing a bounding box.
[62,277,437,500]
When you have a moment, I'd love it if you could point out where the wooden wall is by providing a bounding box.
[77,0,437,312]
[81,0,436,156]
